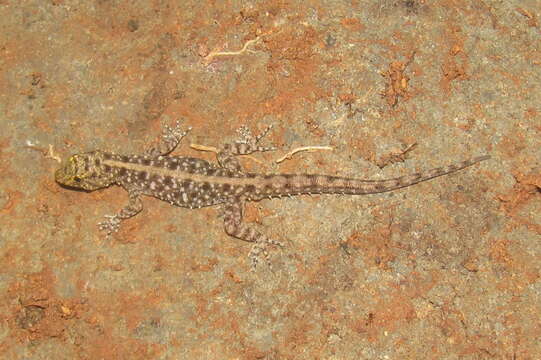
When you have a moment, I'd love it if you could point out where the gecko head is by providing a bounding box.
[55,151,113,191]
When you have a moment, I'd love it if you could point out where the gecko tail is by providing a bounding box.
[337,155,491,195]
[259,155,490,198]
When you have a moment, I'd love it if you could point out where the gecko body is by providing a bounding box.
[55,123,489,267]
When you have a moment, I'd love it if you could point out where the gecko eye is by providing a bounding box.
[73,176,82,183]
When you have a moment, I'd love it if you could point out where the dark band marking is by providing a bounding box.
[167,161,178,170]
[163,176,173,186]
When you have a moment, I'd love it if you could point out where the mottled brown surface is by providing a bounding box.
[1,0,540,359]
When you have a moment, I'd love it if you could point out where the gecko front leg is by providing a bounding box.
[222,198,283,269]
[99,190,143,234]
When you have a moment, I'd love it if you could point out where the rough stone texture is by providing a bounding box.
[1,0,540,359]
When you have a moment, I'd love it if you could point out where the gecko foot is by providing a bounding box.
[147,120,192,156]
[163,120,192,144]
[98,215,121,235]
[248,237,284,270]
[235,124,276,153]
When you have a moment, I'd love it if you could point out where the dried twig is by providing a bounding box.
[189,143,219,153]
[275,146,334,164]
[204,37,261,63]
[25,142,62,163]
[375,143,417,168]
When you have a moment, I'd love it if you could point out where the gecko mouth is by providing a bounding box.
[54,172,88,191]
[56,183,93,192]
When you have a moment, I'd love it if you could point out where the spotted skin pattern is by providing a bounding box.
[55,122,490,268]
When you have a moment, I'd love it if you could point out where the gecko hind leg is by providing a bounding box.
[222,198,283,269]
[146,120,192,156]
[218,124,276,171]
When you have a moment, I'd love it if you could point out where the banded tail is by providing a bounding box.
[250,155,490,199]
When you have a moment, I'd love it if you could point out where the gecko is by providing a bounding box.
[55,122,490,268]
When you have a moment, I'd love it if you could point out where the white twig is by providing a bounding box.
[25,142,62,163]
[190,143,219,153]
[204,37,260,63]
[275,146,334,163]
[48,144,62,163]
